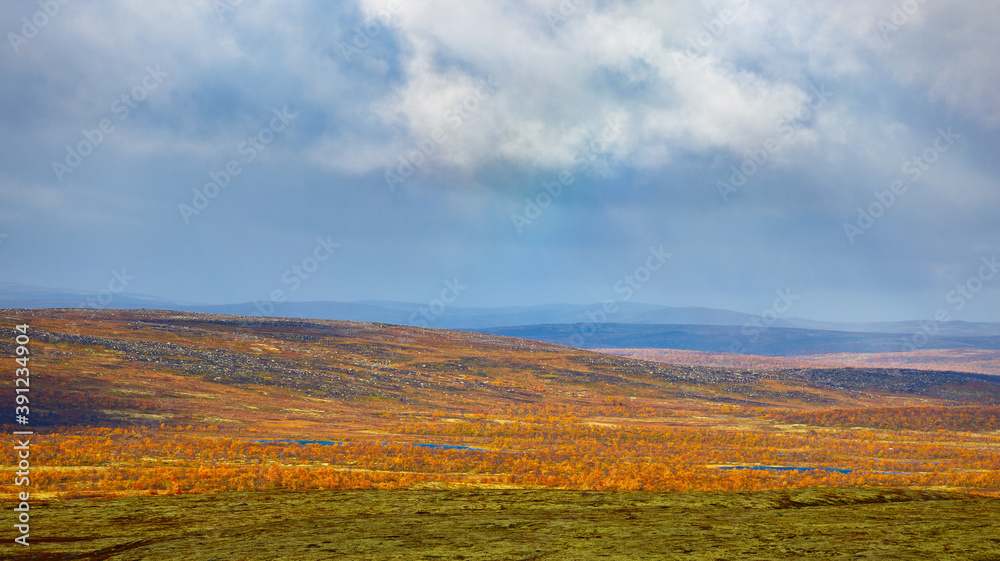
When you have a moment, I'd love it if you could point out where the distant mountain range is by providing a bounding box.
[3,281,1000,356]
[473,323,1000,357]
[0,282,773,328]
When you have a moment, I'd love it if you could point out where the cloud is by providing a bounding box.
[309,0,839,186]
[0,0,998,322]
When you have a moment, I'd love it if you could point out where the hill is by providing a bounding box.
[599,348,1000,377]
[6,309,1000,435]
[3,308,1000,558]
[476,323,1000,355]
[7,281,1000,338]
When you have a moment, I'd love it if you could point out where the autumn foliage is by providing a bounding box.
[5,404,999,500]
[765,406,1000,432]
[2,310,999,502]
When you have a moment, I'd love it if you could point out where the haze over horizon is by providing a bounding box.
[1,1,998,324]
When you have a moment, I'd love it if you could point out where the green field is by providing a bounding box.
[12,487,1000,560]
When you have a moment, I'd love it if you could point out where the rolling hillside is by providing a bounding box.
[6,309,1000,436]
[7,281,1000,338]
[477,323,1000,355]
[4,308,1000,559]
[598,348,1000,377]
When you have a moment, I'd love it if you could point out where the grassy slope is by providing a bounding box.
[13,487,1000,560]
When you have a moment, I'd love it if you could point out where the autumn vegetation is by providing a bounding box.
[601,347,1000,377]
[764,405,1000,432]
[5,402,1000,498]
[2,309,999,502]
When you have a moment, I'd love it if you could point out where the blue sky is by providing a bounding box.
[1,0,998,322]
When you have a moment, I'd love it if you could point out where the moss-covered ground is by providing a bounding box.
[10,487,1000,560]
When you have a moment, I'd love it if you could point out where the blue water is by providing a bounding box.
[409,443,497,452]
[251,439,345,446]
[716,465,855,474]
[246,442,925,472]
[714,465,917,476]
[249,439,498,452]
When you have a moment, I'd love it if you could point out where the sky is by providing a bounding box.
[0,0,998,323]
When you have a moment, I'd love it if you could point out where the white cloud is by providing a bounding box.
[338,0,828,177]
[792,0,1000,128]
